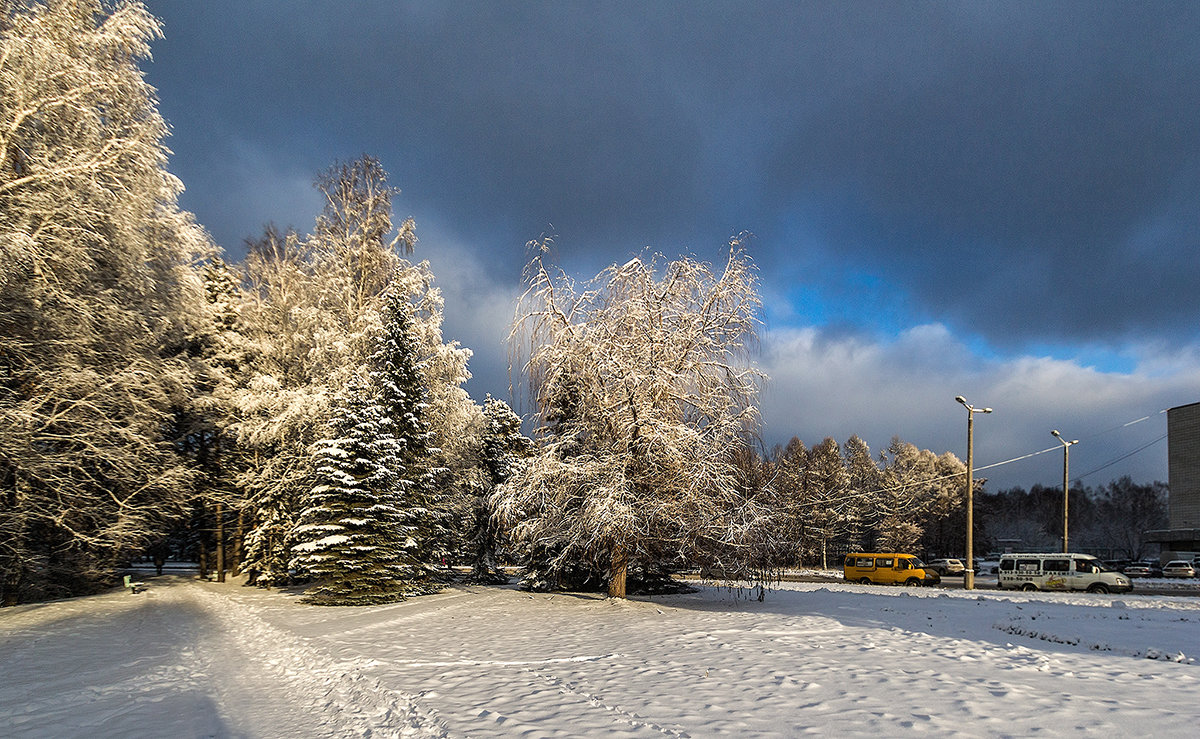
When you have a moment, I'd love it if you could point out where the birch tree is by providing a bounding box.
[500,241,767,598]
[0,0,211,603]
[231,158,478,586]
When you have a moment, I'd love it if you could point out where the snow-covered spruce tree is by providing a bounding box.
[236,158,414,586]
[467,395,533,583]
[290,374,434,605]
[366,278,446,582]
[500,240,767,598]
[0,0,212,604]
[233,157,478,588]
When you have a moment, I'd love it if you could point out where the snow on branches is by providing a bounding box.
[500,239,768,597]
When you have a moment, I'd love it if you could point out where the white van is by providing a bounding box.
[997,553,1132,594]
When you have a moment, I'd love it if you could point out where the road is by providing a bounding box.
[773,571,1200,597]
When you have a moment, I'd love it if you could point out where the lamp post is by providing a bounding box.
[956,396,992,590]
[1051,430,1078,554]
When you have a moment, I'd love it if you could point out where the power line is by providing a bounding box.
[1074,434,1168,481]
[776,405,1172,505]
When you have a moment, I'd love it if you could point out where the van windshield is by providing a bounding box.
[910,557,927,568]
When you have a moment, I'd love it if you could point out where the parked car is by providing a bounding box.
[1162,560,1196,578]
[927,558,966,576]
[1123,562,1163,578]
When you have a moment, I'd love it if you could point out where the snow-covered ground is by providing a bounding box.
[3,576,1200,737]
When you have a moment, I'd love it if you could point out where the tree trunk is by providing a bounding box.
[215,501,225,583]
[2,569,21,607]
[608,544,628,599]
[233,507,244,575]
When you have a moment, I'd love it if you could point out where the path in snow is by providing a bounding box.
[0,576,443,737]
[4,576,1200,737]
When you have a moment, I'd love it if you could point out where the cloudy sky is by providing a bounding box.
[142,1,1198,490]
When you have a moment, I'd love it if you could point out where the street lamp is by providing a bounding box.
[1051,430,1079,554]
[956,395,992,590]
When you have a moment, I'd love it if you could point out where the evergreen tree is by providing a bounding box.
[290,375,434,605]
[468,395,532,583]
[803,438,850,568]
[842,435,879,551]
[371,279,447,575]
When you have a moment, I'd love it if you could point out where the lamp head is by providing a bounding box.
[955,395,967,405]
[1051,429,1061,437]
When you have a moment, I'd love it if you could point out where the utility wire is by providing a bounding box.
[1073,434,1168,482]
[785,405,1172,505]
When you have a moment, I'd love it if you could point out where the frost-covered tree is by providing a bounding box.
[290,375,435,605]
[768,437,808,565]
[467,395,532,583]
[803,438,851,568]
[230,157,478,588]
[192,257,256,581]
[0,0,211,604]
[368,279,448,576]
[842,434,880,551]
[235,159,415,586]
[500,241,767,598]
[875,439,965,552]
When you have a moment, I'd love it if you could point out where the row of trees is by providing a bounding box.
[979,478,1168,560]
[0,0,528,605]
[728,436,969,570]
[1,0,213,604]
[3,2,1162,607]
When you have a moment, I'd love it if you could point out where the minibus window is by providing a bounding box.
[895,559,909,571]
[1075,559,1098,574]
[876,558,894,568]
[1017,559,1039,572]
[1043,559,1069,572]
[856,558,873,568]
[999,559,1015,571]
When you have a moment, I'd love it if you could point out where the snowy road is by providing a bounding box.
[3,576,1200,737]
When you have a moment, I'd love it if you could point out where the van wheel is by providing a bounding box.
[859,577,872,585]
[1087,583,1109,594]
[905,578,922,587]
[1021,583,1037,592]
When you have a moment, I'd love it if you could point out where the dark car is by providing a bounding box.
[1123,561,1163,578]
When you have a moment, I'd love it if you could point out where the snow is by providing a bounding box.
[4,575,1200,737]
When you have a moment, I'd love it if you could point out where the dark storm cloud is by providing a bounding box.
[135,1,1200,487]
[144,1,1200,347]
[146,2,1200,352]
[759,4,1200,346]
